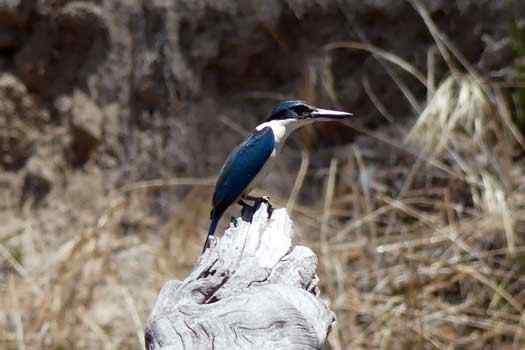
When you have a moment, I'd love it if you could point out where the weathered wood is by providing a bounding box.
[145,203,335,350]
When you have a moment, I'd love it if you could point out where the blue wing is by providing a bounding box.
[212,127,275,216]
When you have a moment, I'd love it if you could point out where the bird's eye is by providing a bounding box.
[292,105,311,115]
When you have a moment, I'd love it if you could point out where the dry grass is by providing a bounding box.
[311,2,525,348]
[308,130,525,348]
[2,2,525,350]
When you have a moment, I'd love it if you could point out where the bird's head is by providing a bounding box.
[265,100,353,124]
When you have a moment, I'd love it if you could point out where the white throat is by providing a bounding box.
[256,119,308,151]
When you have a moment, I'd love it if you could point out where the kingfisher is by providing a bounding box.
[203,100,353,253]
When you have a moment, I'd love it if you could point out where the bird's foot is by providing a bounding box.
[239,195,273,222]
[240,203,255,223]
[238,199,253,222]
[256,196,273,218]
[248,196,273,219]
[261,195,271,203]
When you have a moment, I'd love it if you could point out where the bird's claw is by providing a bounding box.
[239,195,274,222]
[266,203,273,218]
[241,204,253,223]
[252,196,273,219]
[258,196,273,218]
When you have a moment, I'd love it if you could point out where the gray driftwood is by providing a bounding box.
[145,203,335,350]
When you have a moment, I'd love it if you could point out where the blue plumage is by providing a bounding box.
[206,126,275,241]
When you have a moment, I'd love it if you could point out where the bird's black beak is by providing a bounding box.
[310,108,353,120]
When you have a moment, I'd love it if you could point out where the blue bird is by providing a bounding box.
[203,100,353,253]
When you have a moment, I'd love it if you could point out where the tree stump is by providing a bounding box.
[145,203,335,350]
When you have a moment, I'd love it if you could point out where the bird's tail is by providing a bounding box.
[202,212,220,253]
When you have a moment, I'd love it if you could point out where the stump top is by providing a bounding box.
[146,204,335,350]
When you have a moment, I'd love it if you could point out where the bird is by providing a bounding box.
[203,100,353,253]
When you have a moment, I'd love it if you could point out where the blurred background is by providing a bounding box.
[1,0,525,349]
